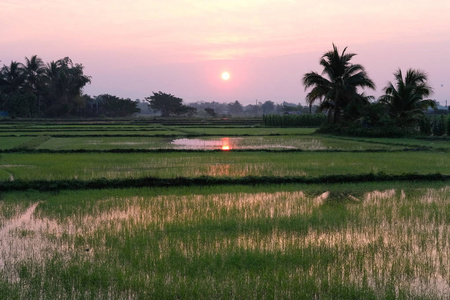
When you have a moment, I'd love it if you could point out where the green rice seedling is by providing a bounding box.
[1,151,449,182]
[169,135,407,151]
[172,127,317,136]
[0,130,181,137]
[36,136,173,150]
[336,136,450,150]
[5,135,412,151]
[0,137,35,150]
[0,183,448,298]
[13,135,51,149]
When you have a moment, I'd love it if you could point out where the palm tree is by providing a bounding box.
[23,55,46,92]
[0,61,29,115]
[0,61,25,96]
[23,55,46,115]
[378,69,435,126]
[302,44,375,123]
[43,57,91,116]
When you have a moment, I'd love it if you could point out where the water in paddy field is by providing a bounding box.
[169,137,324,150]
[170,137,234,150]
[1,187,448,298]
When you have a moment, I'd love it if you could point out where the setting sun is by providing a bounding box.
[221,72,230,80]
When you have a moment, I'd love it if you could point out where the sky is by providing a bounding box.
[1,0,450,106]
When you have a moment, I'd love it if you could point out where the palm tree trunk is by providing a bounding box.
[333,107,341,124]
[327,109,333,123]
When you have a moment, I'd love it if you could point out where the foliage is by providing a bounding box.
[43,57,91,117]
[204,107,217,117]
[263,114,326,127]
[261,101,275,114]
[432,115,446,136]
[23,55,46,95]
[93,94,140,117]
[447,115,450,135]
[227,100,244,115]
[0,56,91,117]
[378,69,435,127]
[0,61,25,96]
[418,115,432,135]
[317,115,427,137]
[145,91,195,117]
[303,44,375,124]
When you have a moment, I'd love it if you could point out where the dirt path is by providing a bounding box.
[0,202,57,281]
[0,202,40,240]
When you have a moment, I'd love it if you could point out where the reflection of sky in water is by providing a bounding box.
[171,137,237,150]
[170,137,301,150]
[1,188,448,297]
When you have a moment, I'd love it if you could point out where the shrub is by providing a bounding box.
[317,119,417,137]
[418,116,432,135]
[263,114,326,127]
[447,115,450,135]
[432,115,445,136]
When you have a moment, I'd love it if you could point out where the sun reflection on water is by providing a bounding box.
[221,137,231,150]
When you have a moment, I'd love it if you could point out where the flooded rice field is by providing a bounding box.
[170,137,303,150]
[0,185,448,298]
[34,135,408,151]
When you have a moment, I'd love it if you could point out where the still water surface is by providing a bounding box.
[170,137,317,150]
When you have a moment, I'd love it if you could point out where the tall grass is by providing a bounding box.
[0,183,448,298]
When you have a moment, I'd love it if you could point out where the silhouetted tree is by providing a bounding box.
[0,61,25,96]
[23,55,46,116]
[303,44,375,123]
[204,107,217,117]
[0,61,27,115]
[145,91,194,117]
[23,56,46,93]
[262,101,275,114]
[43,57,91,117]
[244,104,260,116]
[379,69,435,126]
[1,56,91,117]
[94,94,140,117]
[227,100,243,115]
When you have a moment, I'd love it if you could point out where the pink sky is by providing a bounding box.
[1,0,450,105]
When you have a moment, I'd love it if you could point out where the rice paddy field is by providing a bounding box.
[0,120,449,299]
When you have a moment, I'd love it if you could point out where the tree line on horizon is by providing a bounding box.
[0,55,308,119]
[0,56,145,118]
[1,49,448,136]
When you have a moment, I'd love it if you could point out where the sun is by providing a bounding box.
[221,72,230,80]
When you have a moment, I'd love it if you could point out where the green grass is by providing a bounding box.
[175,127,317,135]
[0,183,448,299]
[1,151,449,181]
[338,136,450,150]
[0,137,35,150]
[36,136,173,150]
[0,130,181,137]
